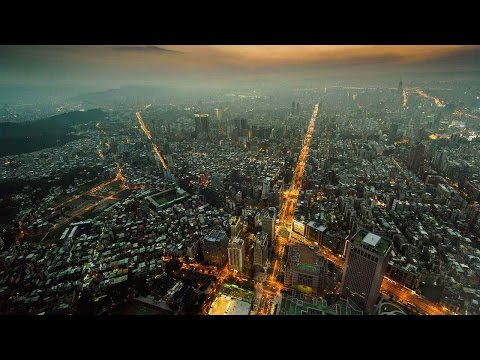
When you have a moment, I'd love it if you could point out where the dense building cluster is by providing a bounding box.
[1,83,480,315]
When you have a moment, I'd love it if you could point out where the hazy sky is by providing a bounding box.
[1,45,479,88]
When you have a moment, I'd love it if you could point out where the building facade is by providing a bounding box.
[194,114,210,141]
[253,231,269,268]
[228,236,245,273]
[340,230,393,314]
[284,244,329,295]
[229,216,242,239]
[201,229,228,267]
[261,207,276,243]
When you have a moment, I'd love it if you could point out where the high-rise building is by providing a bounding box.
[229,216,242,238]
[236,191,242,203]
[340,230,393,314]
[253,231,269,267]
[305,221,327,244]
[261,207,276,243]
[398,79,403,91]
[296,102,300,114]
[201,229,228,267]
[261,177,270,200]
[407,143,426,172]
[241,118,248,130]
[194,113,210,140]
[284,244,329,295]
[388,123,399,144]
[228,236,245,273]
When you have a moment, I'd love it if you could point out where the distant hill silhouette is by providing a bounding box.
[0,108,105,139]
[0,109,105,156]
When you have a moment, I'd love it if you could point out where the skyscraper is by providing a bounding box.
[253,231,269,267]
[407,143,426,172]
[261,207,276,243]
[388,123,399,144]
[201,229,228,267]
[194,113,210,140]
[340,230,393,314]
[228,236,245,273]
[398,79,403,91]
[240,118,248,130]
[261,177,270,200]
[229,216,242,238]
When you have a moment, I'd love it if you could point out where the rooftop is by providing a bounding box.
[289,245,323,274]
[229,236,244,248]
[205,229,227,244]
[351,230,392,257]
[208,295,251,315]
[307,221,327,232]
[278,292,363,316]
[229,216,240,225]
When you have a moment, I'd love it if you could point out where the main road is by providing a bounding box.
[278,103,319,226]
[256,104,319,314]
[135,111,169,170]
[273,104,319,280]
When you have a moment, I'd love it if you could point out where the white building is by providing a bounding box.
[228,236,245,273]
[230,216,242,238]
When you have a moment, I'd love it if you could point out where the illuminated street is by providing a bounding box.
[257,104,318,315]
[136,111,169,170]
[414,88,445,107]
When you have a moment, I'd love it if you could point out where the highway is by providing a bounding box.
[278,103,319,226]
[274,104,319,278]
[135,111,169,170]
[257,104,318,314]
[414,88,445,107]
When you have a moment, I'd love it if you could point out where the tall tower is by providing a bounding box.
[261,207,276,244]
[228,236,245,273]
[317,143,321,171]
[253,231,269,267]
[340,230,392,314]
[398,78,403,92]
[194,113,210,141]
[261,177,271,200]
[230,216,242,238]
[201,230,228,267]
[407,143,426,172]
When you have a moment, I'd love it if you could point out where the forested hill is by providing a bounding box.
[0,109,105,156]
[0,109,105,139]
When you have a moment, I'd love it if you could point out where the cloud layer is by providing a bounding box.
[1,45,479,87]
